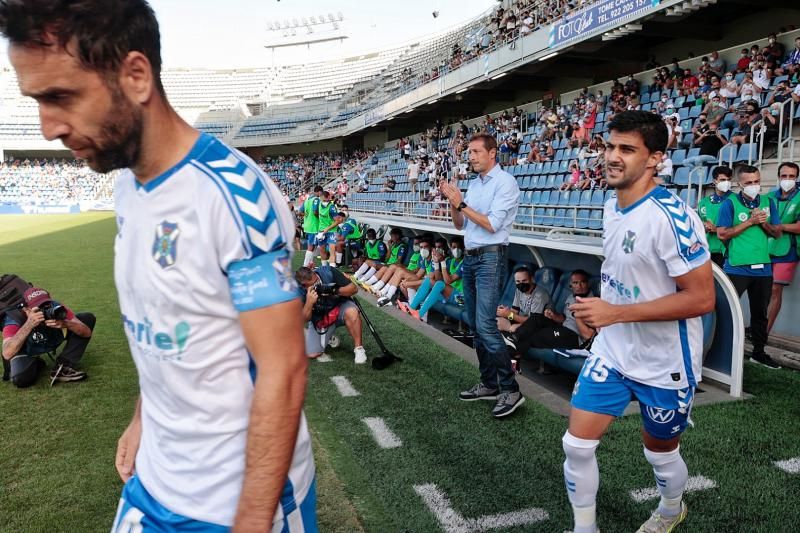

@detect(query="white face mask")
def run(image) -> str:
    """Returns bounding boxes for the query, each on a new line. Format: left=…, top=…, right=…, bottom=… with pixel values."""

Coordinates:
left=743, top=184, right=761, bottom=199
left=368, top=239, right=377, bottom=245
left=716, top=180, right=731, bottom=193
left=780, top=179, right=796, bottom=193
left=452, top=248, right=463, bottom=259
left=413, top=244, right=421, bottom=252
left=420, top=248, right=431, bottom=258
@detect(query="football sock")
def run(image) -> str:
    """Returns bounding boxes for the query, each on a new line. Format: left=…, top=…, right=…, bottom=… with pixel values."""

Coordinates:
left=304, top=251, right=314, bottom=266
left=384, top=285, right=398, bottom=299
left=365, top=276, right=379, bottom=285
left=410, top=278, right=432, bottom=310
left=644, top=446, right=687, bottom=517
left=354, top=263, right=370, bottom=279
left=563, top=431, right=600, bottom=533
left=419, top=281, right=446, bottom=317
left=335, top=252, right=343, bottom=264
left=372, top=280, right=386, bottom=291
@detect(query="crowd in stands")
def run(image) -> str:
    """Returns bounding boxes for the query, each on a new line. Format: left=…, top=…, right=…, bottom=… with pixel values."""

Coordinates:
left=414, top=0, right=601, bottom=86
left=0, top=158, right=115, bottom=205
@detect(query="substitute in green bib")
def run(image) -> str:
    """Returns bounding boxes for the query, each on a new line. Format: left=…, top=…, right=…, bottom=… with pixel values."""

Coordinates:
left=404, top=236, right=466, bottom=321
left=351, top=228, right=389, bottom=283
left=299, top=185, right=322, bottom=266
left=316, top=190, right=340, bottom=267
left=697, top=166, right=733, bottom=267
left=333, top=207, right=362, bottom=267
left=362, top=233, right=425, bottom=294
left=767, top=162, right=800, bottom=334
left=361, top=229, right=408, bottom=291
left=717, top=165, right=783, bottom=369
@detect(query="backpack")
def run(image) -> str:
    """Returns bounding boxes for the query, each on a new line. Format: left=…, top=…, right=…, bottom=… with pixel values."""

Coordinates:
left=0, top=274, right=32, bottom=319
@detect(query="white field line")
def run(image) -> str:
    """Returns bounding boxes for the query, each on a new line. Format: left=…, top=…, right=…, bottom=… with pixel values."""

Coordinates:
left=630, top=474, right=718, bottom=503
left=362, top=417, right=402, bottom=449
left=330, top=375, right=360, bottom=397
left=413, top=483, right=549, bottom=533
left=774, top=457, right=800, bottom=474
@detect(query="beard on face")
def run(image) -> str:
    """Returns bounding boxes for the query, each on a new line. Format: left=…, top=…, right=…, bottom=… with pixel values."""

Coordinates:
left=84, top=83, right=143, bottom=173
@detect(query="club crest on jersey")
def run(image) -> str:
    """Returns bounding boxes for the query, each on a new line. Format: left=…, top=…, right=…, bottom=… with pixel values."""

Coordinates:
left=738, top=212, right=748, bottom=222
left=152, top=221, right=180, bottom=269
left=622, top=230, right=637, bottom=254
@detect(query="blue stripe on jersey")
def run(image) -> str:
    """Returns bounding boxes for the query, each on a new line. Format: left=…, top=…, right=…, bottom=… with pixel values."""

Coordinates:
left=190, top=160, right=251, bottom=255
left=678, top=319, right=697, bottom=387
left=194, top=137, right=284, bottom=258
left=248, top=350, right=257, bottom=383
left=650, top=189, right=705, bottom=268
left=228, top=149, right=291, bottom=253
left=280, top=478, right=297, bottom=533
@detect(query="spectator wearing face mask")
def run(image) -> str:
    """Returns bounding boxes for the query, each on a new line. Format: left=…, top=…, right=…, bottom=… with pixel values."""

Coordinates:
left=402, top=236, right=465, bottom=321
left=702, top=93, right=727, bottom=128
left=653, top=94, right=669, bottom=115
left=767, top=162, right=800, bottom=334
left=738, top=72, right=761, bottom=101
left=717, top=165, right=783, bottom=369
left=686, top=122, right=728, bottom=167
left=496, top=266, right=551, bottom=334
left=720, top=71, right=739, bottom=99
left=501, top=270, right=596, bottom=357
left=751, top=59, right=771, bottom=91
left=763, top=33, right=785, bottom=64
left=708, top=51, right=726, bottom=78
left=697, top=166, right=734, bottom=267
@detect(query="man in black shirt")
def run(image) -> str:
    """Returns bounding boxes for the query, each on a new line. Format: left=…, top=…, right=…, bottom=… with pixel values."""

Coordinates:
left=683, top=123, right=728, bottom=168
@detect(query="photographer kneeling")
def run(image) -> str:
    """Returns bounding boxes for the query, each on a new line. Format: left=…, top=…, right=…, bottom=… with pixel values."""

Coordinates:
left=295, top=266, right=367, bottom=364
left=2, top=287, right=94, bottom=387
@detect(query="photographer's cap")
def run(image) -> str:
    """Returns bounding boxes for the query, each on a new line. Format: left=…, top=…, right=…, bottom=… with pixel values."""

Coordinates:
left=24, top=287, right=52, bottom=308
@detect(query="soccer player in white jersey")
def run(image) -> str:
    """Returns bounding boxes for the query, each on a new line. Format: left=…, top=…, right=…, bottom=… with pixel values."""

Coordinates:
left=565, top=111, right=715, bottom=533
left=1, top=1, right=316, bottom=531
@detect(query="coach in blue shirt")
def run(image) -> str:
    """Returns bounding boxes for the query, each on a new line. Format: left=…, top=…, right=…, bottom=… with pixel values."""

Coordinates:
left=441, top=133, right=523, bottom=418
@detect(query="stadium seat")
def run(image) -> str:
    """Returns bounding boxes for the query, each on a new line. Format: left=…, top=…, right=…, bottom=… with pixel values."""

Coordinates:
left=671, top=149, right=687, bottom=166
left=679, top=188, right=698, bottom=208
left=735, top=143, right=757, bottom=163
left=673, top=167, right=690, bottom=186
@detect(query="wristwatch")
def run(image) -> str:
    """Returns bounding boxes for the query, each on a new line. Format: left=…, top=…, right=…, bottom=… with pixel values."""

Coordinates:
left=457, top=201, right=467, bottom=211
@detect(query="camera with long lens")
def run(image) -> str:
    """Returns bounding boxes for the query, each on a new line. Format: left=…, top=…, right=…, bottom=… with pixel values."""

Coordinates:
left=39, top=301, right=67, bottom=321
left=313, top=283, right=339, bottom=299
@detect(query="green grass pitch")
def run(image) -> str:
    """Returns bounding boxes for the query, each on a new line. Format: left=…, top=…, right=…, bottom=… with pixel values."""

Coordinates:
left=1, top=213, right=799, bottom=532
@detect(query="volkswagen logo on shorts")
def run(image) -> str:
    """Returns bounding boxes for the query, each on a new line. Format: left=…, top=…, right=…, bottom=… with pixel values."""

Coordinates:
left=646, top=406, right=676, bottom=424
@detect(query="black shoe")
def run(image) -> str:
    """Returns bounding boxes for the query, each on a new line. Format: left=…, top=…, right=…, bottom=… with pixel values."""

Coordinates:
left=501, top=331, right=518, bottom=350
left=749, top=352, right=781, bottom=370
left=50, top=363, right=88, bottom=385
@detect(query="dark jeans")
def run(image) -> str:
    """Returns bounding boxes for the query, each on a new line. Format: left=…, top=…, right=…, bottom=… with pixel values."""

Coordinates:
left=462, top=248, right=518, bottom=392
left=514, top=313, right=580, bottom=355
left=729, top=276, right=771, bottom=354
left=9, top=312, right=95, bottom=388
left=710, top=253, right=725, bottom=269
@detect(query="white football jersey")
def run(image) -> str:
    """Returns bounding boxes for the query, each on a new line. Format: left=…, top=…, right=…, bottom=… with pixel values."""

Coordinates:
left=590, top=187, right=710, bottom=389
left=113, top=133, right=314, bottom=526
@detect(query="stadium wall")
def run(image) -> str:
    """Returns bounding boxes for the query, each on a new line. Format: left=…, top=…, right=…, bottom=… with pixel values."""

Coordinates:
left=245, top=138, right=345, bottom=157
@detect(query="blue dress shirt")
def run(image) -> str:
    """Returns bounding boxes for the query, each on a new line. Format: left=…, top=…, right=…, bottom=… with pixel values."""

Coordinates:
left=462, top=163, right=519, bottom=249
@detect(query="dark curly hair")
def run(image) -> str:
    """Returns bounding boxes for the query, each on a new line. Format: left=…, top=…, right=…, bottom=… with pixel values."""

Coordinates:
left=0, top=0, right=164, bottom=95
left=607, top=110, right=668, bottom=154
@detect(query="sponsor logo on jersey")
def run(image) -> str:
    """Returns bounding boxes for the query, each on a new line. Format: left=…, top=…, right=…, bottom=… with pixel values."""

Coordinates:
left=646, top=406, right=676, bottom=424
left=152, top=221, right=180, bottom=268
left=121, top=314, right=191, bottom=362
left=622, top=230, right=637, bottom=254
left=601, top=273, right=641, bottom=302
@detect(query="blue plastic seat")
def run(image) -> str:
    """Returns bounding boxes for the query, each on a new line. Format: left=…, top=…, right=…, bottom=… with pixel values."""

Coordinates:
left=671, top=149, right=687, bottom=166
left=673, top=167, right=690, bottom=186
left=679, top=188, right=698, bottom=208
left=576, top=208, right=590, bottom=229
left=590, top=189, right=605, bottom=206
left=589, top=209, right=603, bottom=230
left=718, top=144, right=736, bottom=163
left=687, top=147, right=701, bottom=158
left=689, top=106, right=702, bottom=118
left=735, top=143, right=757, bottom=163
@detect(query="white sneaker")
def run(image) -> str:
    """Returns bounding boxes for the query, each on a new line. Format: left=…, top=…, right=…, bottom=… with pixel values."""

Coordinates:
left=328, top=335, right=340, bottom=349
left=354, top=346, right=367, bottom=364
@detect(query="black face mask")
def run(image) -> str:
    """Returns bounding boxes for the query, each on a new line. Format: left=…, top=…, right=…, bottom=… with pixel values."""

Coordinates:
left=516, top=283, right=532, bottom=292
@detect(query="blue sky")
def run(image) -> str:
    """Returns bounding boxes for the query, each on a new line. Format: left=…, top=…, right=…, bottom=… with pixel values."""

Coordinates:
left=1, top=0, right=495, bottom=68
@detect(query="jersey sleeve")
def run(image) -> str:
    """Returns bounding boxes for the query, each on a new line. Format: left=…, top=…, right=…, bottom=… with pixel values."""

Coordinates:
left=655, top=199, right=710, bottom=278
left=769, top=198, right=781, bottom=225
left=205, top=154, right=300, bottom=312
left=379, top=242, right=388, bottom=259
left=716, top=199, right=734, bottom=228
